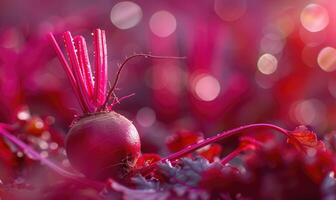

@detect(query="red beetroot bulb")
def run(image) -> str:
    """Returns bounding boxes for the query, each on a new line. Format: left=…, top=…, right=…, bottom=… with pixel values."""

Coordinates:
left=49, top=29, right=142, bottom=180
left=66, top=112, right=140, bottom=180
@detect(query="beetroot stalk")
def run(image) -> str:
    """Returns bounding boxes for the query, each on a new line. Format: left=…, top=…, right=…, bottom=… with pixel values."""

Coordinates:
left=63, top=31, right=94, bottom=113
left=138, top=123, right=304, bottom=174
left=162, top=123, right=292, bottom=161
left=48, top=33, right=86, bottom=111
left=74, top=36, right=95, bottom=97
left=93, top=29, right=107, bottom=106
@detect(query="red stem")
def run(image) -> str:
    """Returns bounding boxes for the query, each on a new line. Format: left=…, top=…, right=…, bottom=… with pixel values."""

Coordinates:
left=138, top=123, right=303, bottom=175
left=93, top=29, right=107, bottom=106
left=161, top=123, right=290, bottom=161
left=74, top=36, right=95, bottom=98
left=64, top=32, right=94, bottom=113
left=48, top=33, right=86, bottom=112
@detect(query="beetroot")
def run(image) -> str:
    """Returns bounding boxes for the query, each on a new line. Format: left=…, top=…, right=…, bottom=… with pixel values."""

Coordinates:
left=48, top=29, right=142, bottom=180
left=66, top=112, right=140, bottom=180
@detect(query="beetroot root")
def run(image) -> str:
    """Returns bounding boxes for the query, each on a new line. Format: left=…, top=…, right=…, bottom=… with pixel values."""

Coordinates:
left=65, top=112, right=141, bottom=180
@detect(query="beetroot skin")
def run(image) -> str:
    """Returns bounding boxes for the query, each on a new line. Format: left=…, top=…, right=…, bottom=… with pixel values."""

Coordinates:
left=65, top=112, right=141, bottom=180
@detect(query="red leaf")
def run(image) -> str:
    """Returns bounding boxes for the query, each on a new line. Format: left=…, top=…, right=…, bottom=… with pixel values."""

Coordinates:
left=287, top=126, right=325, bottom=152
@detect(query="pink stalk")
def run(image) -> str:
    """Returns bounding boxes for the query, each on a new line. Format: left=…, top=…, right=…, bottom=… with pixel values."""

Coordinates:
left=74, top=36, right=94, bottom=97
left=63, top=32, right=94, bottom=112
left=93, top=29, right=107, bottom=106
left=161, top=123, right=292, bottom=162
left=48, top=33, right=86, bottom=112
left=138, top=123, right=304, bottom=174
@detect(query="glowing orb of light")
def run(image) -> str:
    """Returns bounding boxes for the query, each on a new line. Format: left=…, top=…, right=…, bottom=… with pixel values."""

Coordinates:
left=110, top=1, right=142, bottom=29
left=300, top=4, right=329, bottom=32
left=136, top=107, right=156, bottom=127
left=257, top=53, right=278, bottom=75
left=291, top=99, right=325, bottom=126
left=317, top=47, right=336, bottom=72
left=193, top=74, right=221, bottom=102
left=149, top=11, right=177, bottom=37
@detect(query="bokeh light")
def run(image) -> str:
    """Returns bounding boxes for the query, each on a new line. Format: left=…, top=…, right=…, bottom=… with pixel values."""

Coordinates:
left=149, top=10, right=177, bottom=37
left=193, top=74, right=221, bottom=102
left=17, top=110, right=30, bottom=120
left=291, top=99, right=325, bottom=126
left=110, top=1, right=142, bottom=29
left=136, top=107, right=156, bottom=127
left=300, top=4, right=329, bottom=32
left=317, top=47, right=336, bottom=72
left=257, top=53, right=278, bottom=75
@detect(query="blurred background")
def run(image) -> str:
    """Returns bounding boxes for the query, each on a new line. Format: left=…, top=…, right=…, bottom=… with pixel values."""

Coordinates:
left=0, top=0, right=336, bottom=154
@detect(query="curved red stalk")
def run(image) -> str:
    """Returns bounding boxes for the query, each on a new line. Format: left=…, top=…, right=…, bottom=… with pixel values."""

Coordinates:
left=161, top=123, right=293, bottom=161
left=73, top=36, right=94, bottom=98
left=93, top=29, right=107, bottom=106
left=48, top=33, right=86, bottom=112
left=138, top=123, right=304, bottom=175
left=63, top=32, right=95, bottom=113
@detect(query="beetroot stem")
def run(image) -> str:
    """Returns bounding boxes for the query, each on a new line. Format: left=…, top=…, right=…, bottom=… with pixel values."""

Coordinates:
left=74, top=36, right=95, bottom=98
left=137, top=123, right=304, bottom=175
left=102, top=54, right=186, bottom=109
left=162, top=123, right=291, bottom=161
left=64, top=32, right=94, bottom=113
left=48, top=33, right=86, bottom=112
left=93, top=29, right=107, bottom=106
